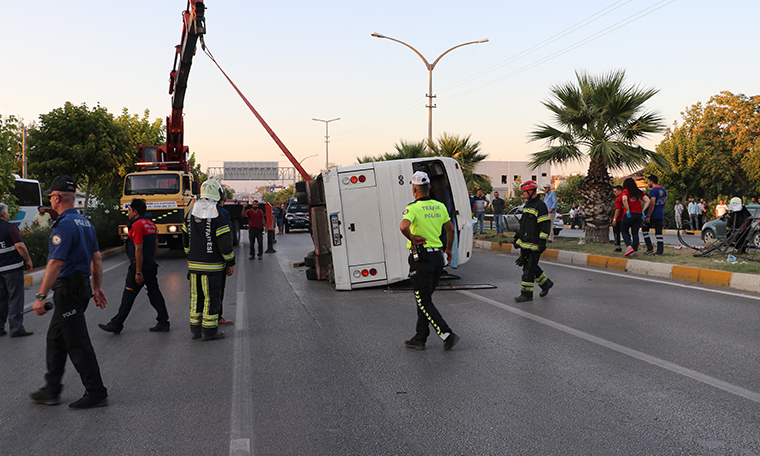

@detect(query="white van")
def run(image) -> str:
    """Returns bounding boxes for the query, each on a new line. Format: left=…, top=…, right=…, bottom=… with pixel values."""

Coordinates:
left=300, top=157, right=473, bottom=290
left=9, top=175, right=43, bottom=228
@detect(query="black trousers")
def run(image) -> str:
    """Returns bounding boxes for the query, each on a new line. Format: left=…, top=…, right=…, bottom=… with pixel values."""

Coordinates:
left=520, top=250, right=549, bottom=293
left=45, top=275, right=107, bottom=397
left=642, top=218, right=664, bottom=254
left=408, top=252, right=451, bottom=342
left=249, top=229, right=264, bottom=256
left=111, top=262, right=169, bottom=328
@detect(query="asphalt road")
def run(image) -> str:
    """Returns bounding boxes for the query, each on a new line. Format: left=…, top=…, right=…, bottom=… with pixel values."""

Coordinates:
left=2, top=232, right=759, bottom=455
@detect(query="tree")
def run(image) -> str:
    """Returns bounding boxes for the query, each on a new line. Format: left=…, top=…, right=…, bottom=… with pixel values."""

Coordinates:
left=429, top=133, right=491, bottom=193
left=355, top=134, right=490, bottom=193
left=555, top=174, right=585, bottom=208
left=529, top=70, right=666, bottom=243
left=0, top=114, right=23, bottom=213
left=187, top=151, right=207, bottom=183
left=27, top=102, right=130, bottom=211
left=357, top=139, right=429, bottom=163
left=648, top=92, right=760, bottom=200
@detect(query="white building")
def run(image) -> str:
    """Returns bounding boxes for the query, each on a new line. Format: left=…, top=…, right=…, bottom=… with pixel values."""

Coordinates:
left=473, top=161, right=552, bottom=199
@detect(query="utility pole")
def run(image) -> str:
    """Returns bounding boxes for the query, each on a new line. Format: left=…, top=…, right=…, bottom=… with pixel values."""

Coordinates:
left=371, top=33, right=488, bottom=147
left=312, top=118, right=340, bottom=170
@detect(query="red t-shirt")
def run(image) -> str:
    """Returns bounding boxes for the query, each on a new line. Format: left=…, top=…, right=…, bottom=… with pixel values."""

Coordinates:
left=622, top=189, right=642, bottom=214
left=245, top=208, right=265, bottom=230
left=128, top=217, right=158, bottom=262
left=614, top=194, right=624, bottom=221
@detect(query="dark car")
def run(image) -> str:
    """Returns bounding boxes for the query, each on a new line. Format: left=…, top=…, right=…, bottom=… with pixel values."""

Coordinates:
left=285, top=202, right=310, bottom=233
left=701, top=204, right=760, bottom=248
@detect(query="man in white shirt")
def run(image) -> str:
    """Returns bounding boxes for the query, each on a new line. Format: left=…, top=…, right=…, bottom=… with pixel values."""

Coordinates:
left=674, top=200, right=684, bottom=231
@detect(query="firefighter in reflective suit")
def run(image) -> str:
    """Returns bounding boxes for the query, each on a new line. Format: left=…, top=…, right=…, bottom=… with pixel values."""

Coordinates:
left=182, top=178, right=235, bottom=341
left=400, top=171, right=459, bottom=351
left=513, top=180, right=554, bottom=302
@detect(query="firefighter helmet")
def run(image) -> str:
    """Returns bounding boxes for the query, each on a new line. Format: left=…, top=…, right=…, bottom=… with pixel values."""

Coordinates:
left=520, top=180, right=538, bottom=192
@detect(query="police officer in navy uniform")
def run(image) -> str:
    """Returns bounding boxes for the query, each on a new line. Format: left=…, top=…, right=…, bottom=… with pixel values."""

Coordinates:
left=30, top=176, right=109, bottom=409
left=400, top=171, right=459, bottom=351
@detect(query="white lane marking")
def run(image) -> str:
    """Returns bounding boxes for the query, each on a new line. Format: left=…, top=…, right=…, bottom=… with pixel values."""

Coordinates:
left=23, top=259, right=129, bottom=310
left=458, top=289, right=760, bottom=404
left=230, top=241, right=254, bottom=456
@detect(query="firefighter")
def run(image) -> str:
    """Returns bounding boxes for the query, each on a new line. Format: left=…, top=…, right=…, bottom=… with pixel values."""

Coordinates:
left=400, top=171, right=459, bottom=351
left=182, top=178, right=235, bottom=341
left=513, top=180, right=554, bottom=302
left=726, top=197, right=752, bottom=254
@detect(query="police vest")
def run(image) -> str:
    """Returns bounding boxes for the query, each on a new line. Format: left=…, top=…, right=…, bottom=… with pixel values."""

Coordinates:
left=0, top=220, right=24, bottom=273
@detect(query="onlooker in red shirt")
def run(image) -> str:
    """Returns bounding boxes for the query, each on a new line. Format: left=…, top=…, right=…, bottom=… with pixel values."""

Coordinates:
left=620, top=178, right=649, bottom=257
left=244, top=200, right=266, bottom=259
left=611, top=185, right=625, bottom=253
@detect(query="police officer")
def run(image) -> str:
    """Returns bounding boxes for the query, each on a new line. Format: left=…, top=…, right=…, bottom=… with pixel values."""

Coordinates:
left=183, top=178, right=235, bottom=341
left=30, top=176, right=109, bottom=409
left=98, top=198, right=170, bottom=334
left=400, top=171, right=459, bottom=351
left=513, top=180, right=554, bottom=302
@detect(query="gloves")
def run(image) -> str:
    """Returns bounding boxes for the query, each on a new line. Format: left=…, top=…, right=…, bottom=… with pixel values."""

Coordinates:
left=515, top=255, right=526, bottom=267
left=538, top=242, right=547, bottom=253
left=626, top=210, right=632, bottom=218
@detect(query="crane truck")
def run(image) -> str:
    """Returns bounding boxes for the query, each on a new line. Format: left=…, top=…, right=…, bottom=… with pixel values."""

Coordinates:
left=119, top=0, right=206, bottom=249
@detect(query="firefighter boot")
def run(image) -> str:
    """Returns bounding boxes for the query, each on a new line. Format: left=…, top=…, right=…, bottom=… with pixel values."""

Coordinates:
left=514, top=291, right=533, bottom=303
left=539, top=279, right=554, bottom=297
left=190, top=325, right=202, bottom=340
left=202, top=328, right=225, bottom=342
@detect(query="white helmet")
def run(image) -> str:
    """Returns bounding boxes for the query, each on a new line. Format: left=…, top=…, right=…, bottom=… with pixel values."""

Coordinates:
left=727, top=197, right=743, bottom=212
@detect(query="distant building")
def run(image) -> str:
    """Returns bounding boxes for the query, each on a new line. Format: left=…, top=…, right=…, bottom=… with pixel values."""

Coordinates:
left=473, top=161, right=552, bottom=199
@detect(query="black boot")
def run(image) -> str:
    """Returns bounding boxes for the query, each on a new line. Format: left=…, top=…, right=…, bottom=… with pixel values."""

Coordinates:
left=539, top=279, right=554, bottom=297
left=514, top=291, right=533, bottom=302
left=190, top=325, right=202, bottom=340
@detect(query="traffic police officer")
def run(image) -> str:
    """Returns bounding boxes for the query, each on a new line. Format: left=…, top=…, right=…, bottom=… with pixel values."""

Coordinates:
left=513, top=180, right=554, bottom=302
left=400, top=171, right=459, bottom=351
left=30, top=176, right=109, bottom=409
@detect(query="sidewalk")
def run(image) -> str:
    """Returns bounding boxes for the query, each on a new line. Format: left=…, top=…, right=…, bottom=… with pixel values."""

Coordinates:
left=23, top=245, right=126, bottom=290
left=474, top=240, right=760, bottom=294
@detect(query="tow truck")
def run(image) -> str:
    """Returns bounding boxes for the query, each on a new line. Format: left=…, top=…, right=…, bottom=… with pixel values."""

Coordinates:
left=119, top=0, right=206, bottom=248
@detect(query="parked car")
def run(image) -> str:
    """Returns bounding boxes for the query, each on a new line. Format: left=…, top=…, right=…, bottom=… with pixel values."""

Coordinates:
left=701, top=204, right=760, bottom=247
left=503, top=205, right=563, bottom=236
left=285, top=202, right=310, bottom=233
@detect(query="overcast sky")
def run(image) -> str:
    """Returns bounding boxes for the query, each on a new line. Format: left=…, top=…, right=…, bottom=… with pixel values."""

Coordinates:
left=3, top=0, right=758, bottom=190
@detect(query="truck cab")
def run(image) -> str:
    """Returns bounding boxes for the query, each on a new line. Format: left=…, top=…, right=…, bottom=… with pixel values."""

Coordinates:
left=119, top=170, right=196, bottom=249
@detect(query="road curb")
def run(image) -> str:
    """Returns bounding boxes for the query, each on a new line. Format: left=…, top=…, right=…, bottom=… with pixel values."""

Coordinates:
left=23, top=245, right=126, bottom=290
left=474, top=240, right=758, bottom=294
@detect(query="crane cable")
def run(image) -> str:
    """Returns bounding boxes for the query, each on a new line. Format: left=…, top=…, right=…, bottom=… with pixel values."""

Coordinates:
left=200, top=38, right=311, bottom=182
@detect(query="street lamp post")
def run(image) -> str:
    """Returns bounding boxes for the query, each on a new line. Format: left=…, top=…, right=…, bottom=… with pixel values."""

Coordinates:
left=312, top=118, right=340, bottom=170
left=371, top=33, right=488, bottom=147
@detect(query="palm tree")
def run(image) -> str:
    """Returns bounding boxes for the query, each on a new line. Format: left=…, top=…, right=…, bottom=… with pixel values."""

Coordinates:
left=356, top=140, right=429, bottom=163
left=430, top=132, right=491, bottom=193
left=529, top=70, right=666, bottom=243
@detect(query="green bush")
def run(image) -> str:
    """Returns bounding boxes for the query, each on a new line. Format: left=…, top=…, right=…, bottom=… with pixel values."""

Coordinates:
left=86, top=198, right=123, bottom=250
left=20, top=225, right=51, bottom=267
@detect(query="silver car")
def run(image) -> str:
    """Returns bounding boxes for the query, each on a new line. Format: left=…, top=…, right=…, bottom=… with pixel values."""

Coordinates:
left=503, top=205, right=563, bottom=236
